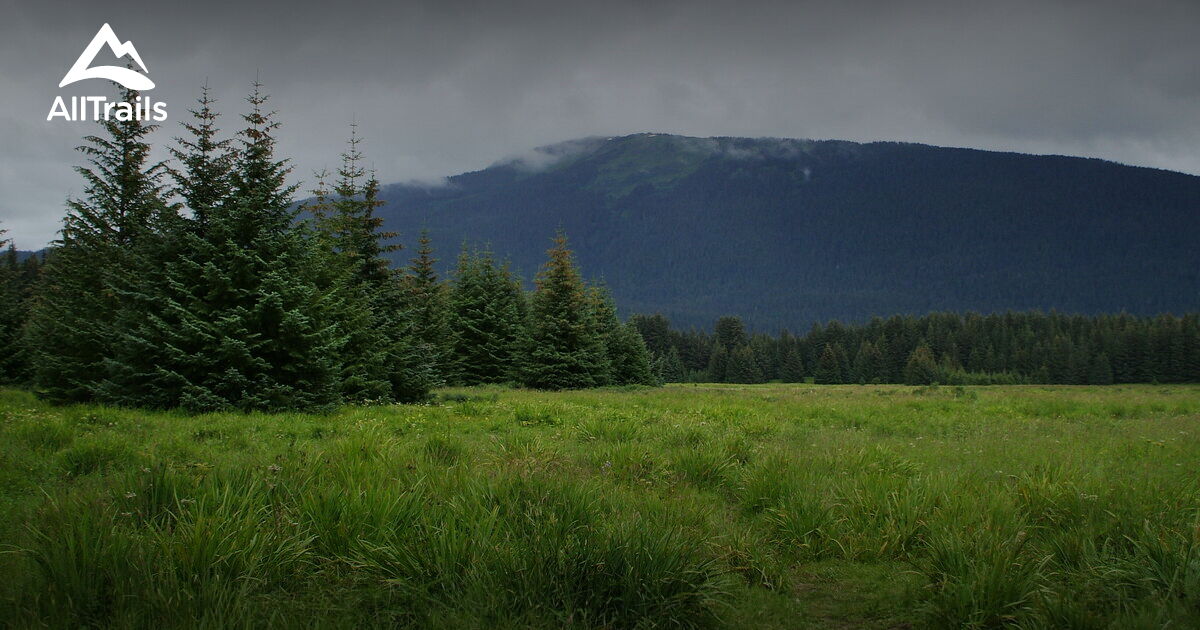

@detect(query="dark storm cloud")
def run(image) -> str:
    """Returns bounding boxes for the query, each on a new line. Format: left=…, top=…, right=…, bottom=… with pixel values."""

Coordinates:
left=2, top=0, right=1198, bottom=247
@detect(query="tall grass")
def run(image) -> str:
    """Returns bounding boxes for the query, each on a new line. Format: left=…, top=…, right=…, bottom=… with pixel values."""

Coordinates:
left=0, top=384, right=1198, bottom=628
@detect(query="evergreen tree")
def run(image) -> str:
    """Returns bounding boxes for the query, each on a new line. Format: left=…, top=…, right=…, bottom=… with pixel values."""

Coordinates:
left=447, top=247, right=527, bottom=384
left=580, top=283, right=657, bottom=384
left=1066, top=342, right=1090, bottom=385
left=400, top=231, right=451, bottom=382
left=814, top=343, right=843, bottom=384
left=629, top=313, right=673, bottom=357
left=94, top=86, right=225, bottom=407
left=1165, top=327, right=1187, bottom=383
left=852, top=340, right=884, bottom=384
left=323, top=126, right=398, bottom=286
left=210, top=84, right=364, bottom=409
left=169, top=83, right=234, bottom=229
left=903, top=344, right=938, bottom=385
left=367, top=274, right=433, bottom=403
left=780, top=346, right=805, bottom=382
left=967, top=344, right=987, bottom=373
left=586, top=285, right=656, bottom=386
left=16, top=252, right=41, bottom=302
left=725, top=345, right=764, bottom=383
left=834, top=342, right=851, bottom=383
left=585, top=285, right=618, bottom=386
left=517, top=233, right=606, bottom=389
left=714, top=316, right=748, bottom=349
left=748, top=334, right=777, bottom=380
left=26, top=85, right=174, bottom=403
left=1187, top=321, right=1200, bottom=382
left=1087, top=352, right=1114, bottom=385
left=103, top=83, right=382, bottom=411
left=706, top=344, right=729, bottom=382
left=0, top=232, right=25, bottom=383
left=660, top=346, right=686, bottom=383
left=609, top=322, right=658, bottom=385
left=309, top=125, right=429, bottom=403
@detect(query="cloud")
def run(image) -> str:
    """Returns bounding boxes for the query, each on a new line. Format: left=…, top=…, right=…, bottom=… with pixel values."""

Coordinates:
left=2, top=0, right=1199, bottom=247
left=491, top=136, right=610, bottom=172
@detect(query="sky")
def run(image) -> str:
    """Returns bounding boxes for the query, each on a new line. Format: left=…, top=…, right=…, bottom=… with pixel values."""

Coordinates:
left=2, top=0, right=1198, bottom=248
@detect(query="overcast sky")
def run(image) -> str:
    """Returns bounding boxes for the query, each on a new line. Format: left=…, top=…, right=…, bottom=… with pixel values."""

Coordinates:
left=2, top=0, right=1198, bottom=248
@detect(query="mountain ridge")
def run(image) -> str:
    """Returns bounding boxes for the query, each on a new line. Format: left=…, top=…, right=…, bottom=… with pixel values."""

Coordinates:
left=375, top=133, right=1200, bottom=331
left=405, top=133, right=1194, bottom=194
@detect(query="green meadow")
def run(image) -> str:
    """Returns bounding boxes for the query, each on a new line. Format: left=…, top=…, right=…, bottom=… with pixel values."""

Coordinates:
left=0, top=384, right=1197, bottom=628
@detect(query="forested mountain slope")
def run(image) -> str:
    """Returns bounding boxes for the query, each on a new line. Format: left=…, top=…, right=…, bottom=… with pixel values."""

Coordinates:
left=364, top=134, right=1195, bottom=329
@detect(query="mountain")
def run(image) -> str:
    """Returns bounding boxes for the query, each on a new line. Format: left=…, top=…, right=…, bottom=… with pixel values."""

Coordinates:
left=378, top=133, right=1200, bottom=331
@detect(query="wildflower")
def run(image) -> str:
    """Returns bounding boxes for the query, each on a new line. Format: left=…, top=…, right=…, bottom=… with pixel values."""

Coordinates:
left=124, top=492, right=136, bottom=499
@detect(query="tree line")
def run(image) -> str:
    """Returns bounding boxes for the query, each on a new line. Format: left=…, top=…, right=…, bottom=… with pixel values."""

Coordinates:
left=4, top=85, right=1197, bottom=401
left=632, top=311, right=1200, bottom=385
left=0, top=84, right=655, bottom=411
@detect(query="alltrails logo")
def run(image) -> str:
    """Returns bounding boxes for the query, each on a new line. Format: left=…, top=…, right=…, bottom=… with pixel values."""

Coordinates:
left=47, top=23, right=167, bottom=122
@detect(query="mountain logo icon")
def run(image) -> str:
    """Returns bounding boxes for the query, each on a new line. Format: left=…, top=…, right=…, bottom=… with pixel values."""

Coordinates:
left=59, top=23, right=155, bottom=90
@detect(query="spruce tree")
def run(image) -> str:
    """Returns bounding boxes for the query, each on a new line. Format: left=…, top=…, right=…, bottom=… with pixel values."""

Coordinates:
left=814, top=343, right=843, bottom=384
left=348, top=149, right=430, bottom=402
left=169, top=83, right=234, bottom=229
left=852, top=341, right=874, bottom=384
left=0, top=232, right=25, bottom=384
left=585, top=285, right=620, bottom=386
left=834, top=342, right=852, bottom=384
left=95, top=198, right=190, bottom=407
left=517, top=232, right=606, bottom=389
left=714, top=316, right=748, bottom=349
left=903, top=344, right=938, bottom=385
left=110, top=83, right=365, bottom=411
left=629, top=313, right=673, bottom=357
left=780, top=346, right=805, bottom=382
left=587, top=285, right=656, bottom=386
left=96, top=86, right=227, bottom=406
left=749, top=335, right=777, bottom=380
left=215, top=83, right=358, bottom=409
left=1186, top=321, right=1200, bottom=383
left=368, top=274, right=435, bottom=403
left=105, top=83, right=240, bottom=408
left=401, top=231, right=451, bottom=382
left=26, top=85, right=174, bottom=403
left=323, top=126, right=398, bottom=285
left=1066, top=342, right=1091, bottom=385
left=610, top=323, right=657, bottom=385
left=725, top=345, right=764, bottom=384
left=706, top=345, right=729, bottom=382
left=447, top=247, right=527, bottom=384
left=309, top=126, right=429, bottom=403
left=660, top=346, right=686, bottom=383
left=1087, top=352, right=1114, bottom=385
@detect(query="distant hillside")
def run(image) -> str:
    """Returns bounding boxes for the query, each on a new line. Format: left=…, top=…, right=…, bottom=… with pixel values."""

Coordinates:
left=378, top=134, right=1199, bottom=330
